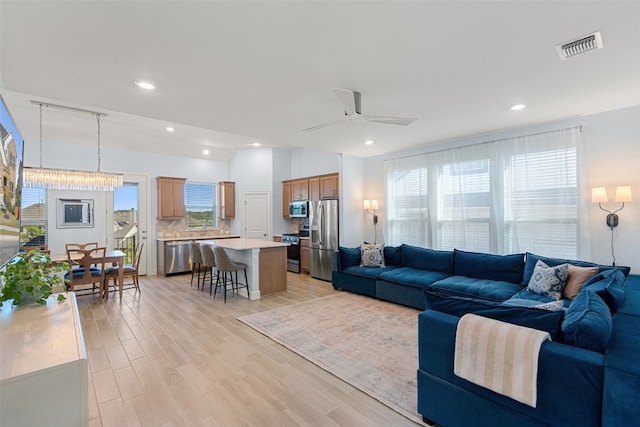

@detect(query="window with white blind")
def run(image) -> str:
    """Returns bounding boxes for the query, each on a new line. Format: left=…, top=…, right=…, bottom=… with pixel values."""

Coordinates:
left=184, top=182, right=217, bottom=229
left=438, top=159, right=492, bottom=252
left=386, top=166, right=429, bottom=247
left=384, top=127, right=585, bottom=258
left=505, top=148, right=578, bottom=258
left=20, top=187, right=48, bottom=249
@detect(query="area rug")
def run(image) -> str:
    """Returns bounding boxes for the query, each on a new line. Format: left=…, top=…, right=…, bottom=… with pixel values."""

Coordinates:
left=237, top=292, right=424, bottom=424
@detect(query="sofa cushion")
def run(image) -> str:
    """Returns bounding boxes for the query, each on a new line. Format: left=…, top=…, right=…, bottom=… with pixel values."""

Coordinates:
left=338, top=246, right=361, bottom=269
left=378, top=267, right=449, bottom=288
left=453, top=249, right=525, bottom=284
left=583, top=268, right=626, bottom=314
left=526, top=260, right=569, bottom=300
left=424, top=290, right=565, bottom=340
left=401, top=244, right=454, bottom=274
left=522, top=252, right=630, bottom=285
left=561, top=288, right=612, bottom=352
left=360, top=243, right=385, bottom=267
left=428, top=275, right=522, bottom=302
left=341, top=265, right=397, bottom=280
left=564, top=264, right=598, bottom=300
left=383, top=245, right=403, bottom=267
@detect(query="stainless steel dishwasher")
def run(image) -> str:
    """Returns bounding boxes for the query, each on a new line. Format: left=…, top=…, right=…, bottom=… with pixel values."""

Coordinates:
left=163, top=241, right=192, bottom=275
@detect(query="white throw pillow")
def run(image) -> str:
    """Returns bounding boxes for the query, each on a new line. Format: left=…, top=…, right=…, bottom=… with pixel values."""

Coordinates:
left=360, top=243, right=385, bottom=268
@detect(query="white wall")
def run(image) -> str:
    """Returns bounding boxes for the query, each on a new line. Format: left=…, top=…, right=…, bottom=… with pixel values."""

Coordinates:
left=272, top=148, right=292, bottom=235
left=339, top=155, right=366, bottom=247
left=228, top=148, right=274, bottom=236
left=290, top=148, right=340, bottom=179
left=364, top=105, right=640, bottom=273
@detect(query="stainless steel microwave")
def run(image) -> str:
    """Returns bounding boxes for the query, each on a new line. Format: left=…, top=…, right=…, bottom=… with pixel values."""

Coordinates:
left=289, top=201, right=308, bottom=218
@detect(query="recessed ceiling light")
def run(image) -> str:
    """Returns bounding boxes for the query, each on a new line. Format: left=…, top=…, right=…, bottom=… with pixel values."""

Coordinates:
left=365, top=140, right=374, bottom=145
left=166, top=126, right=174, bottom=132
left=510, top=103, right=526, bottom=111
left=202, top=149, right=210, bottom=155
left=135, top=81, right=156, bottom=90
left=249, top=142, right=262, bottom=147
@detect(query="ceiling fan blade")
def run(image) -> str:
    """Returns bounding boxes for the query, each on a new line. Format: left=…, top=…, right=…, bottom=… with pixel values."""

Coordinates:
left=362, top=115, right=417, bottom=126
left=302, top=118, right=346, bottom=132
left=332, top=88, right=361, bottom=116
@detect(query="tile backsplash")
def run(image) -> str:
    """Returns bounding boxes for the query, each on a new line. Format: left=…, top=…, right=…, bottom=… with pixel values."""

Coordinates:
left=157, top=218, right=231, bottom=238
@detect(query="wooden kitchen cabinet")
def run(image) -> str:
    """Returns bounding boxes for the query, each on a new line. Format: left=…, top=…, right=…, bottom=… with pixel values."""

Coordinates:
left=282, top=181, right=291, bottom=217
left=157, top=177, right=186, bottom=219
left=219, top=181, right=235, bottom=219
left=290, top=179, right=309, bottom=201
left=300, top=238, right=310, bottom=274
left=320, top=174, right=339, bottom=199
left=309, top=177, right=320, bottom=200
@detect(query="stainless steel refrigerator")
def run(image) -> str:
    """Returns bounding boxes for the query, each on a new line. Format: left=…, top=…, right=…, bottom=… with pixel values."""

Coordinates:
left=309, top=199, right=339, bottom=281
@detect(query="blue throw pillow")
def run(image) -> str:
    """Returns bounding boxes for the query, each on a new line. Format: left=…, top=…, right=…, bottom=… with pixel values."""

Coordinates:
left=453, top=249, right=525, bottom=284
left=384, top=245, right=402, bottom=267
left=522, top=252, right=630, bottom=285
left=583, top=268, right=626, bottom=314
left=338, top=246, right=361, bottom=269
left=424, top=289, right=565, bottom=340
left=401, top=244, right=453, bottom=274
left=562, top=288, right=612, bottom=352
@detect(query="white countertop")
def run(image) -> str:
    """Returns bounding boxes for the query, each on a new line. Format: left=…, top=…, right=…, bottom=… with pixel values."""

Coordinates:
left=157, top=235, right=240, bottom=242
left=200, top=238, right=289, bottom=250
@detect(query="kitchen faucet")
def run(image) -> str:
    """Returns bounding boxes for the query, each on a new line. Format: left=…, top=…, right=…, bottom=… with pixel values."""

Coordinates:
left=201, top=220, right=207, bottom=235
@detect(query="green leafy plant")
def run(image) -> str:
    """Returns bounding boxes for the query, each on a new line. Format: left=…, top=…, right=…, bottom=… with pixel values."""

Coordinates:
left=0, top=249, right=69, bottom=306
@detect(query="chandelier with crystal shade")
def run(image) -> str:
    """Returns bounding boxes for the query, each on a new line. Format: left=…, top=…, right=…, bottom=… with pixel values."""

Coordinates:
left=22, top=102, right=123, bottom=191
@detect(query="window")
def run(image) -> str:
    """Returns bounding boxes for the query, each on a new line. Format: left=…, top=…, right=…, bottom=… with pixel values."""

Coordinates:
left=184, top=182, right=217, bottom=229
left=386, top=164, right=429, bottom=247
left=20, top=187, right=47, bottom=249
left=438, top=159, right=491, bottom=252
left=384, top=127, right=585, bottom=258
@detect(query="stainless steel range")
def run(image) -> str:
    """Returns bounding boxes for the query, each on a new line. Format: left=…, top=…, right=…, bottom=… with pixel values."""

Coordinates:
left=281, top=227, right=309, bottom=273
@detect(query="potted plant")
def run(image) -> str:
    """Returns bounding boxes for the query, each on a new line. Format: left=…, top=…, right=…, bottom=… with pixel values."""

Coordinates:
left=0, top=248, right=69, bottom=307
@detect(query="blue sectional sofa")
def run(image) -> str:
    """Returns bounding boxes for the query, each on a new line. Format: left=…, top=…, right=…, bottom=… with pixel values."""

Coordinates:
left=331, top=244, right=639, bottom=427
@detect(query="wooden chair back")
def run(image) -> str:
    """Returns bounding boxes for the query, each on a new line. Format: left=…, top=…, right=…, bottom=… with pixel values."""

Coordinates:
left=65, top=247, right=106, bottom=291
left=65, top=242, right=99, bottom=252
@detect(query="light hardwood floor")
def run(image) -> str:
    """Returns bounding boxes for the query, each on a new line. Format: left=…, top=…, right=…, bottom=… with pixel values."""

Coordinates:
left=78, top=272, right=420, bottom=427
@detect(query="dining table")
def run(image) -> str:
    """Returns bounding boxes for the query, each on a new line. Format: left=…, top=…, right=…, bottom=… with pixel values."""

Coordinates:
left=51, top=249, right=127, bottom=301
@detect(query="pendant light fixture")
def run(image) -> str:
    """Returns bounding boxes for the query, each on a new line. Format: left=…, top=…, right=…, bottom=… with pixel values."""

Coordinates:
left=23, top=102, right=123, bottom=191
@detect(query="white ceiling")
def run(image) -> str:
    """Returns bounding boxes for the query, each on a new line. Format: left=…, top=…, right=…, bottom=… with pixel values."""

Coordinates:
left=1, top=1, right=639, bottom=162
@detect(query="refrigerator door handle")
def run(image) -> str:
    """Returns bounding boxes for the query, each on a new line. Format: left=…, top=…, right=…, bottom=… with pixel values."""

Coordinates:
left=318, top=204, right=324, bottom=246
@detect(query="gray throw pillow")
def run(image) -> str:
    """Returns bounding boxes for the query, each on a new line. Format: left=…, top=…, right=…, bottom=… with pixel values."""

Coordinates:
left=527, top=260, right=569, bottom=300
left=360, top=243, right=385, bottom=268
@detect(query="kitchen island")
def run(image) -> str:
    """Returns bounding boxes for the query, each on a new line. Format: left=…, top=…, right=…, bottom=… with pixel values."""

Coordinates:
left=157, top=235, right=240, bottom=276
left=200, top=238, right=289, bottom=299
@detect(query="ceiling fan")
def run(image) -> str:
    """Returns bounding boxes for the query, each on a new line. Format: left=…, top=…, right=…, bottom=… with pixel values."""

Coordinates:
left=303, top=88, right=417, bottom=132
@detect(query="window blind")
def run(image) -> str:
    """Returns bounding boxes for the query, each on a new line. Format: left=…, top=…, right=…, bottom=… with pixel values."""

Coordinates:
left=20, top=187, right=47, bottom=248
left=184, top=182, right=217, bottom=229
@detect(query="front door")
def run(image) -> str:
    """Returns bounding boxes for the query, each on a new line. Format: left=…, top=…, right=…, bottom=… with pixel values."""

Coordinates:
left=243, top=192, right=270, bottom=240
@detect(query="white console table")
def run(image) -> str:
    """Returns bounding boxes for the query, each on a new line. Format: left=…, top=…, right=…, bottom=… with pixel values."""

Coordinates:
left=0, top=293, right=88, bottom=427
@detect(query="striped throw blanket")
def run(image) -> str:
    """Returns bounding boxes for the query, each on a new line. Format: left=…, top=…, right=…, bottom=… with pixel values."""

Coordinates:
left=454, top=313, right=550, bottom=408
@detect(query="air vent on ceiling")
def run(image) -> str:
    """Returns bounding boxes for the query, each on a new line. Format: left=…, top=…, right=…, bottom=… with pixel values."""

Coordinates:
left=556, top=31, right=603, bottom=60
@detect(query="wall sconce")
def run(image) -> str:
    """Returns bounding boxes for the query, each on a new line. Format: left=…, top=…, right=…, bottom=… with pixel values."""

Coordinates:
left=592, top=185, right=632, bottom=265
left=364, top=199, right=379, bottom=244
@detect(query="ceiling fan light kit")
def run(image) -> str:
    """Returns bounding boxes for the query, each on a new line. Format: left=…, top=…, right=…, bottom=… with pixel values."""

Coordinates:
left=303, top=88, right=417, bottom=132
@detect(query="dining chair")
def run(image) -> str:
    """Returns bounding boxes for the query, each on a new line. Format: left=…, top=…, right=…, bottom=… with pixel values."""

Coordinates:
left=65, top=242, right=99, bottom=251
left=212, top=245, right=249, bottom=303
left=199, top=243, right=218, bottom=295
left=104, top=242, right=144, bottom=294
left=189, top=241, right=204, bottom=289
left=65, top=246, right=107, bottom=300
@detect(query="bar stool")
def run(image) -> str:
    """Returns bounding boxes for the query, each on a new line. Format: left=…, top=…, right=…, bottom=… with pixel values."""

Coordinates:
left=189, top=241, right=204, bottom=290
left=199, top=244, right=218, bottom=295
left=212, top=245, right=249, bottom=303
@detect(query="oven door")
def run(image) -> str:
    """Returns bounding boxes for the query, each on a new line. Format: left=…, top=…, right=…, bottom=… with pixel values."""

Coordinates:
left=286, top=242, right=301, bottom=273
